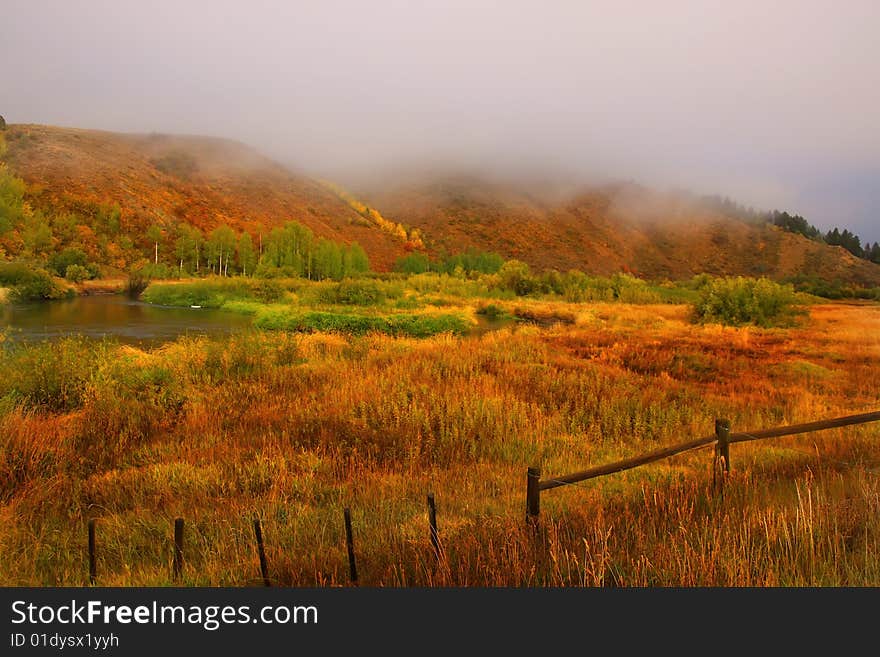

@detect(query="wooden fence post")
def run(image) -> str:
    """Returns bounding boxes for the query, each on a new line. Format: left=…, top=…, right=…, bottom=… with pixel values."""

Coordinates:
left=714, top=418, right=731, bottom=493
left=344, top=508, right=358, bottom=585
left=253, top=518, right=271, bottom=587
left=87, top=519, right=97, bottom=586
left=427, top=493, right=440, bottom=559
left=173, top=517, right=184, bottom=581
left=526, top=466, right=541, bottom=524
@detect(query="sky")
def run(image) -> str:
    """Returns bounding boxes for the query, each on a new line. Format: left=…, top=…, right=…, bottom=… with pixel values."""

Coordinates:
left=3, top=0, right=879, bottom=243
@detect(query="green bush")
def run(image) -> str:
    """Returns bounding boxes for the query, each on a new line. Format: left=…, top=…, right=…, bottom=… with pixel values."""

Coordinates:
left=476, top=302, right=509, bottom=320
left=0, top=262, right=69, bottom=301
left=333, top=279, right=387, bottom=305
left=64, top=264, right=91, bottom=283
left=610, top=273, right=661, bottom=304
left=254, top=263, right=301, bottom=279
left=691, top=276, right=805, bottom=327
left=251, top=279, right=285, bottom=303
left=496, top=260, right=535, bottom=296
left=0, top=262, right=43, bottom=287
left=48, top=247, right=88, bottom=277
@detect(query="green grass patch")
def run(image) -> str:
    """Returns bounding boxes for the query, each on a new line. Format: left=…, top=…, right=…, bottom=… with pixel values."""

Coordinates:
left=253, top=309, right=470, bottom=337
left=142, top=278, right=286, bottom=307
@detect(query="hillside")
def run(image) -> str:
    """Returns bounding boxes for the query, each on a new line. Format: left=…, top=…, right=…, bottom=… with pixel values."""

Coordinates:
left=355, top=174, right=880, bottom=285
left=1, top=124, right=411, bottom=271
left=3, top=124, right=879, bottom=286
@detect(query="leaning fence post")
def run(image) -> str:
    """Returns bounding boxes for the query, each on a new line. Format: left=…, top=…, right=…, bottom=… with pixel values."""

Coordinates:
left=173, top=517, right=184, bottom=581
left=344, top=508, right=358, bottom=585
left=87, top=519, right=97, bottom=585
left=253, top=518, right=271, bottom=587
left=427, top=493, right=440, bottom=559
left=526, top=466, right=541, bottom=524
left=714, top=418, right=731, bottom=493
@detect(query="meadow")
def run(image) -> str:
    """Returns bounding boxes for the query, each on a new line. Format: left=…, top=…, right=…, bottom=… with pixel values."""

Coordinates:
left=1, top=274, right=879, bottom=586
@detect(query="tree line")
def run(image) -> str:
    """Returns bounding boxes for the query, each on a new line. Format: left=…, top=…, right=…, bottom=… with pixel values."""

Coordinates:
left=394, top=249, right=505, bottom=275
left=147, top=220, right=371, bottom=280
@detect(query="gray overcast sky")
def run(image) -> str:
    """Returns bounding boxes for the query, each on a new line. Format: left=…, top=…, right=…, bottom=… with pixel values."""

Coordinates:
left=3, top=0, right=879, bottom=242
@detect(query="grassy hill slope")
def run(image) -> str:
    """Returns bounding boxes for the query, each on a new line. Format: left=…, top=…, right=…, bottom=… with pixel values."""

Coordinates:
left=2, top=124, right=411, bottom=271
left=356, top=175, right=880, bottom=285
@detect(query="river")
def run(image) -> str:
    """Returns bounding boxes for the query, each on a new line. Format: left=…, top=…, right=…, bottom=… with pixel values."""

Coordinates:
left=0, top=294, right=253, bottom=347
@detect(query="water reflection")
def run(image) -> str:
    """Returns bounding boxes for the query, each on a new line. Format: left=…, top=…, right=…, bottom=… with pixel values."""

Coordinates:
left=0, top=295, right=252, bottom=347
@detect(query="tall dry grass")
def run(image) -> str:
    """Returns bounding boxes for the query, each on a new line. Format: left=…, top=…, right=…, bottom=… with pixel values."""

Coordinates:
left=0, top=302, right=878, bottom=585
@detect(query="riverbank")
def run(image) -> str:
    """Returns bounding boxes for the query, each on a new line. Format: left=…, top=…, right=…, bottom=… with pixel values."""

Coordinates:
left=0, top=277, right=128, bottom=305
left=77, top=278, right=127, bottom=295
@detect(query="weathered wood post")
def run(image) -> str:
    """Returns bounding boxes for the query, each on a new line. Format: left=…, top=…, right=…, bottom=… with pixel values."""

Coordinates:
left=88, top=519, right=97, bottom=585
left=344, top=508, right=358, bottom=585
left=714, top=418, right=731, bottom=493
left=253, top=518, right=271, bottom=587
left=427, top=493, right=440, bottom=559
left=526, top=466, right=541, bottom=524
left=173, top=517, right=184, bottom=581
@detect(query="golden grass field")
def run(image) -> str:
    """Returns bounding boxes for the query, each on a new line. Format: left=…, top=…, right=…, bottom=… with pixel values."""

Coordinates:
left=1, top=299, right=879, bottom=586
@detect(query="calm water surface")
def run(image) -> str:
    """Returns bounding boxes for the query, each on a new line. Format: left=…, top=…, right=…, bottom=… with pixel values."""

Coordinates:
left=1, top=295, right=253, bottom=347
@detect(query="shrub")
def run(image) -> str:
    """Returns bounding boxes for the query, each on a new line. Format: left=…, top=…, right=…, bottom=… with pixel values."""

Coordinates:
left=0, top=337, right=101, bottom=413
left=513, top=306, right=576, bottom=326
left=611, top=273, right=661, bottom=304
left=476, top=302, right=509, bottom=320
left=254, top=263, right=302, bottom=279
left=0, top=262, right=69, bottom=301
left=251, top=279, right=285, bottom=303
left=691, top=276, right=805, bottom=327
left=0, top=262, right=43, bottom=287
left=496, top=260, right=535, bottom=296
left=64, top=264, right=91, bottom=283
left=48, top=247, right=88, bottom=277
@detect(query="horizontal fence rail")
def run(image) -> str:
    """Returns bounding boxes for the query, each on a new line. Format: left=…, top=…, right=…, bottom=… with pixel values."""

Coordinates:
left=528, top=410, right=880, bottom=521
left=728, top=411, right=880, bottom=444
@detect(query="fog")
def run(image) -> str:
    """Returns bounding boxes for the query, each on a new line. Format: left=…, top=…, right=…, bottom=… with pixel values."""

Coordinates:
left=3, top=0, right=878, bottom=241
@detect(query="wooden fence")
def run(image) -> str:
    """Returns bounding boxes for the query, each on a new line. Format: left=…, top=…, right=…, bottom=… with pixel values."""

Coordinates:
left=82, top=410, right=880, bottom=584
left=526, top=410, right=880, bottom=521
